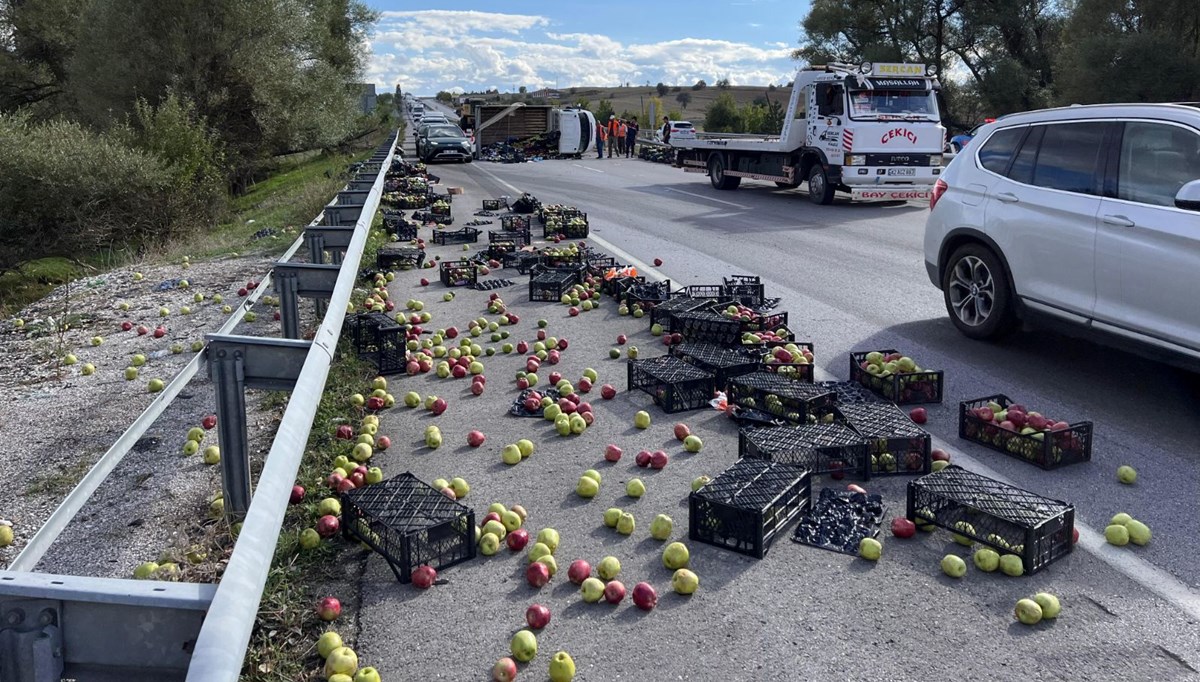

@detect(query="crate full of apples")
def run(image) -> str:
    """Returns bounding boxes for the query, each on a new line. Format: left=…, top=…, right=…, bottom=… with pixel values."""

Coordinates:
left=959, top=394, right=1093, bottom=470
left=850, top=349, right=944, bottom=405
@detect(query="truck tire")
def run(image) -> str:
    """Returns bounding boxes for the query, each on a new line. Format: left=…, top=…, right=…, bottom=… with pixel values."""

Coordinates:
left=708, top=154, right=741, bottom=190
left=807, top=166, right=835, bottom=205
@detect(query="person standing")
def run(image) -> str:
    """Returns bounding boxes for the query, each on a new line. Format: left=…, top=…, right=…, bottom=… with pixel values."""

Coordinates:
left=625, top=117, right=639, bottom=157
left=661, top=116, right=671, bottom=145
left=607, top=115, right=621, bottom=158
left=617, top=119, right=627, bottom=156
left=595, top=119, right=606, bottom=159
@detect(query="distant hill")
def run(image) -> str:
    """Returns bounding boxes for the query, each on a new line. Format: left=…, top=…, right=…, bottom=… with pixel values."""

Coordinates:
left=456, top=84, right=794, bottom=131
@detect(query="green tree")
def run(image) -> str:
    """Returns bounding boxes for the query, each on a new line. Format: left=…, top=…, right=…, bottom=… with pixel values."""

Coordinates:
left=703, top=92, right=742, bottom=132
left=656, top=82, right=669, bottom=96
left=0, top=0, right=89, bottom=117
left=675, top=92, right=692, bottom=110
left=596, top=99, right=615, bottom=122
left=519, top=85, right=527, bottom=94
left=716, top=78, right=731, bottom=89
left=692, top=80, right=707, bottom=90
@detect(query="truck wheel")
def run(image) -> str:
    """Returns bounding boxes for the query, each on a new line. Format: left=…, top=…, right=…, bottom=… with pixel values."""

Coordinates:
left=708, top=155, right=741, bottom=190
left=807, top=166, right=835, bottom=205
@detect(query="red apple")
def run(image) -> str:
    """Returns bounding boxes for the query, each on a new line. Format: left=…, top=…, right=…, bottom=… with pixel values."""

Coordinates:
left=471, top=382, right=484, bottom=396
left=578, top=378, right=592, bottom=393
left=829, top=461, right=846, bottom=480
left=367, top=396, right=385, bottom=411
left=406, top=361, right=420, bottom=375
left=537, top=329, right=547, bottom=341
left=891, top=517, right=917, bottom=538
left=136, top=325, right=149, bottom=336
left=931, top=449, right=950, bottom=462
left=580, top=412, right=594, bottom=426
left=977, top=408, right=994, bottom=422
left=670, top=333, right=682, bottom=345
left=349, top=472, right=365, bottom=488
left=576, top=402, right=593, bottom=415
left=567, top=559, right=591, bottom=585
left=316, top=596, right=341, bottom=621
left=600, top=384, right=616, bottom=400
left=202, top=415, right=218, bottom=430
left=546, top=350, right=560, bottom=364
left=419, top=360, right=432, bottom=373
left=632, top=582, right=658, bottom=610
left=327, top=472, right=344, bottom=488
left=616, top=334, right=627, bottom=345
left=1072, top=527, right=1080, bottom=544
left=662, top=335, right=673, bottom=347
left=482, top=512, right=502, bottom=526
left=650, top=451, right=669, bottom=469
left=516, top=340, right=528, bottom=353
left=525, top=603, right=551, bottom=629
left=492, top=657, right=517, bottom=682
left=506, top=528, right=530, bottom=552
left=517, top=377, right=530, bottom=390
left=336, top=478, right=356, bottom=493
left=604, top=444, right=623, bottom=462
left=847, top=484, right=867, bottom=495
left=635, top=450, right=652, bottom=467
left=526, top=359, right=540, bottom=374
left=604, top=580, right=626, bottom=604
left=909, top=407, right=927, bottom=424
left=467, top=431, right=486, bottom=447
left=420, top=278, right=429, bottom=286
left=568, top=307, right=579, bottom=317
left=653, top=257, right=663, bottom=266
left=548, top=371, right=562, bottom=385
left=526, top=561, right=551, bottom=588
left=557, top=338, right=568, bottom=350
left=673, top=423, right=691, bottom=441
left=440, top=487, right=456, bottom=500
left=316, top=515, right=340, bottom=538
left=335, top=424, right=354, bottom=440
left=412, top=564, right=437, bottom=589
left=153, top=326, right=167, bottom=338
left=290, top=485, right=305, bottom=504
left=121, top=321, right=133, bottom=331
left=559, top=398, right=577, bottom=414
left=431, top=398, right=448, bottom=415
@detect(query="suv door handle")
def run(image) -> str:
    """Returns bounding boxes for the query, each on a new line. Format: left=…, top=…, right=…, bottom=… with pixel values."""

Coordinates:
left=1102, top=214, right=1135, bottom=227
left=995, top=192, right=1019, bottom=203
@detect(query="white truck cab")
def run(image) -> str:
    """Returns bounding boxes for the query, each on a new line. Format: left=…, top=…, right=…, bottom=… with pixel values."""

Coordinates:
left=674, top=62, right=946, bottom=203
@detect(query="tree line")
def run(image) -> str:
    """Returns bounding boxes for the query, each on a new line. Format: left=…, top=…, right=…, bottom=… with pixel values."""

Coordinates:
left=796, top=0, right=1200, bottom=129
left=0, top=0, right=379, bottom=275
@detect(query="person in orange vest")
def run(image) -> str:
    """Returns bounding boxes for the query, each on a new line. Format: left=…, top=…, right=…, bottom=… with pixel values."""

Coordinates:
left=607, top=115, right=621, bottom=158
left=617, top=119, right=628, bottom=156
left=595, top=119, right=606, bottom=159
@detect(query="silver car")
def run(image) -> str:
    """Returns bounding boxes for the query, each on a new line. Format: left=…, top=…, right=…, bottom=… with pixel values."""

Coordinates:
left=924, top=103, right=1200, bottom=364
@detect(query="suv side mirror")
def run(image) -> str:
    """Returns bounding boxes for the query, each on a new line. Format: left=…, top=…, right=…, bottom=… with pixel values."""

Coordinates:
left=1175, top=179, right=1200, bottom=211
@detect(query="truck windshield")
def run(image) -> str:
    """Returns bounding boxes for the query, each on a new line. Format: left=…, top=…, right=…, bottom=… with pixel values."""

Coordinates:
left=848, top=89, right=938, bottom=121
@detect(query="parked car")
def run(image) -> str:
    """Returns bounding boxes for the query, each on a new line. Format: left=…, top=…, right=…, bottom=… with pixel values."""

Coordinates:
left=655, top=120, right=697, bottom=143
left=924, top=103, right=1200, bottom=365
left=419, top=125, right=472, bottom=163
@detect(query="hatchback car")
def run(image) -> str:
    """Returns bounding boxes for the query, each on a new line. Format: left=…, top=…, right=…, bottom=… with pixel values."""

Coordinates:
left=924, top=103, right=1200, bottom=363
left=419, top=126, right=472, bottom=163
left=657, top=120, right=697, bottom=143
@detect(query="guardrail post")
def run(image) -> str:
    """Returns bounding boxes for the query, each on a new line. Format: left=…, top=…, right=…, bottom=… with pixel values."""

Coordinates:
left=204, top=336, right=311, bottom=515
left=276, top=269, right=301, bottom=340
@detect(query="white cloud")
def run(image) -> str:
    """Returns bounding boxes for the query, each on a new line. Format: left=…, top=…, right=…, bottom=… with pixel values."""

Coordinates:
left=367, top=11, right=796, bottom=95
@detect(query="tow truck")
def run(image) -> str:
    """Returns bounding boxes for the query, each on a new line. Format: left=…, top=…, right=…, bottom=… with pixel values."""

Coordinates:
left=672, top=62, right=946, bottom=204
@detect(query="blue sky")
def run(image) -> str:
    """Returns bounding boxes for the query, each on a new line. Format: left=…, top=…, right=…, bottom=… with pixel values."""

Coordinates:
left=364, top=1, right=811, bottom=95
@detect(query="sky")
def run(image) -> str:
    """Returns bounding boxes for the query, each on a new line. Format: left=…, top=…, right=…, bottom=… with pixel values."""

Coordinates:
left=364, top=1, right=811, bottom=96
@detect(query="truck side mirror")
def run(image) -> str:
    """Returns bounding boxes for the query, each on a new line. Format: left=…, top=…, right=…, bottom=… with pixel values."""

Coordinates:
left=1175, top=179, right=1200, bottom=211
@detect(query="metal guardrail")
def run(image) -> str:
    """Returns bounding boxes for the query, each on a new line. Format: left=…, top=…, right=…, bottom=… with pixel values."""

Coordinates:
left=0, top=133, right=398, bottom=682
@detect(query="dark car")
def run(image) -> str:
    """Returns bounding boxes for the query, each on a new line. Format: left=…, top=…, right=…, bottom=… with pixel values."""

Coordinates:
left=419, top=125, right=472, bottom=163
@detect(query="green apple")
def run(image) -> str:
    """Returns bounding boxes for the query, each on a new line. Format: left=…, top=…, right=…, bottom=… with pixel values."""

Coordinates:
left=488, top=503, right=507, bottom=516
left=188, top=427, right=205, bottom=442
left=627, top=346, right=639, bottom=359
left=548, top=651, right=576, bottom=682
left=501, top=510, right=522, bottom=532
left=952, top=521, right=976, bottom=546
left=536, top=554, right=558, bottom=576
left=569, top=413, right=587, bottom=434
left=662, top=541, right=690, bottom=569
left=1014, top=598, right=1043, bottom=625
left=191, top=341, right=203, bottom=352
left=858, top=537, right=882, bottom=561
left=633, top=410, right=651, bottom=429
left=597, top=556, right=621, bottom=580
left=536, top=528, right=560, bottom=553
left=353, top=667, right=382, bottom=682
left=222, top=305, right=232, bottom=314
left=973, top=548, right=1000, bottom=572
left=999, top=554, right=1025, bottom=576
left=324, top=646, right=358, bottom=678
left=582, top=469, right=601, bottom=484
left=527, top=542, right=551, bottom=564
left=1105, top=524, right=1129, bottom=546
left=537, top=319, right=548, bottom=328
left=582, top=368, right=598, bottom=382
left=609, top=348, right=621, bottom=359
left=300, top=528, right=321, bottom=550
left=603, top=508, right=622, bottom=528
left=650, top=514, right=673, bottom=540
left=366, top=467, right=383, bottom=484
left=691, top=475, right=712, bottom=492
left=671, top=568, right=699, bottom=595
left=171, top=343, right=184, bottom=354
left=90, top=335, right=103, bottom=346
left=317, top=631, right=343, bottom=658
left=1110, top=512, right=1133, bottom=526
left=483, top=520, right=507, bottom=540
left=479, top=532, right=501, bottom=556
left=450, top=477, right=470, bottom=499
left=63, top=353, right=77, bottom=366
left=576, top=475, right=599, bottom=498
left=202, top=445, right=220, bottom=464
left=318, top=498, right=341, bottom=516
left=1033, top=592, right=1061, bottom=619
left=517, top=439, right=535, bottom=457
left=212, top=294, right=223, bottom=304
left=580, top=577, right=606, bottom=603
left=683, top=435, right=703, bottom=453
left=1116, top=465, right=1137, bottom=484
left=616, top=512, right=635, bottom=536
left=941, top=554, right=967, bottom=577
left=159, top=307, right=170, bottom=317
left=133, top=561, right=159, bottom=579
left=1125, top=519, right=1151, bottom=546
left=931, top=460, right=950, bottom=472
left=194, top=293, right=204, bottom=303
left=650, top=323, right=663, bottom=336
left=182, top=440, right=200, bottom=456
left=555, top=415, right=572, bottom=436
left=543, top=404, right=562, bottom=421
left=81, top=363, right=95, bottom=375
left=625, top=478, right=645, bottom=498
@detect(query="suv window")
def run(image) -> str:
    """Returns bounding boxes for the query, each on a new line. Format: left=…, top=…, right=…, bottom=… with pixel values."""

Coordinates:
left=1117, top=121, right=1200, bottom=207
left=977, top=127, right=1024, bottom=175
left=1029, top=122, right=1108, bottom=194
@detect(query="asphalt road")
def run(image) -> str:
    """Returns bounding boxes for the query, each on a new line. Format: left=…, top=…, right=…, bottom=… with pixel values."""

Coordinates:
left=354, top=125, right=1200, bottom=681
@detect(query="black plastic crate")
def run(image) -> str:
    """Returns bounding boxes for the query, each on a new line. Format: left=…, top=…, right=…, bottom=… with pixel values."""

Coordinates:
left=791, top=488, right=886, bottom=555
left=602, top=274, right=644, bottom=298
left=754, top=342, right=816, bottom=383
left=739, top=423, right=870, bottom=480
left=626, top=355, right=717, bottom=413
left=623, top=279, right=671, bottom=309
left=849, top=349, right=944, bottom=404
left=816, top=380, right=885, bottom=405
left=689, top=458, right=811, bottom=559
left=723, top=274, right=767, bottom=306
left=668, top=341, right=760, bottom=386
left=727, top=372, right=836, bottom=425
left=740, top=323, right=795, bottom=348
left=538, top=205, right=582, bottom=224
left=539, top=248, right=586, bottom=269
left=907, top=465, right=1075, bottom=575
left=680, top=284, right=727, bottom=301
left=503, top=251, right=542, bottom=274
left=482, top=198, right=507, bottom=211
left=430, top=226, right=480, bottom=245
left=528, top=265, right=580, bottom=302
left=585, top=255, right=619, bottom=278
left=376, top=244, right=425, bottom=271
left=490, top=226, right=530, bottom=248
left=341, top=473, right=476, bottom=583
left=347, top=312, right=406, bottom=375
left=673, top=309, right=790, bottom=347
left=650, top=296, right=709, bottom=328
left=501, top=215, right=531, bottom=232
left=543, top=213, right=589, bottom=239
left=959, top=394, right=1093, bottom=470
left=391, top=221, right=418, bottom=242
left=834, top=403, right=932, bottom=476
left=430, top=203, right=451, bottom=217
left=440, top=260, right=479, bottom=287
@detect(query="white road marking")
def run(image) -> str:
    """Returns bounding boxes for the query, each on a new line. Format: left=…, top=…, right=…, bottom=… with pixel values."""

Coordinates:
left=473, top=159, right=1200, bottom=621
left=573, top=163, right=603, bottom=173
left=663, top=187, right=751, bottom=209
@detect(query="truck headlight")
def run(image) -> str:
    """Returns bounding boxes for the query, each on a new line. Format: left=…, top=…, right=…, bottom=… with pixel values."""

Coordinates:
left=845, top=155, right=867, bottom=166
left=929, top=155, right=942, bottom=166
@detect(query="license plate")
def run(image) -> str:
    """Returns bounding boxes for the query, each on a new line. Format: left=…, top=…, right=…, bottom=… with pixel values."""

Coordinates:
left=887, top=168, right=916, bottom=176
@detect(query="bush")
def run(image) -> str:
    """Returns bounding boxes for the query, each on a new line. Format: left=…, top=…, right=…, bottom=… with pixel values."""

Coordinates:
left=0, top=113, right=206, bottom=274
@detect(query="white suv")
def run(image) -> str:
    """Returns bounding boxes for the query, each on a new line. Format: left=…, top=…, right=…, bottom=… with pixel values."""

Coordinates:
left=924, top=104, right=1200, bottom=363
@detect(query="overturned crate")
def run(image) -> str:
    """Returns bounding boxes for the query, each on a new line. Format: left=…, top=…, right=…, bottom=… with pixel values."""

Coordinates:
left=376, top=244, right=425, bottom=271
left=669, top=341, right=760, bottom=386
left=439, top=260, right=479, bottom=287
left=528, top=263, right=581, bottom=302
left=341, top=473, right=476, bottom=583
left=723, top=274, right=767, bottom=306
left=503, top=250, right=542, bottom=275
left=430, top=226, right=480, bottom=245
left=623, top=279, right=672, bottom=310
left=482, top=198, right=508, bottom=211
left=689, top=458, right=811, bottom=559
left=347, top=312, right=406, bottom=375
left=739, top=423, right=870, bottom=480
left=834, top=402, right=932, bottom=477
left=907, top=465, right=1075, bottom=575
left=501, top=214, right=532, bottom=232
left=726, top=372, right=835, bottom=425
left=849, top=349, right=944, bottom=405
left=627, top=355, right=717, bottom=413
left=650, top=295, right=712, bottom=329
